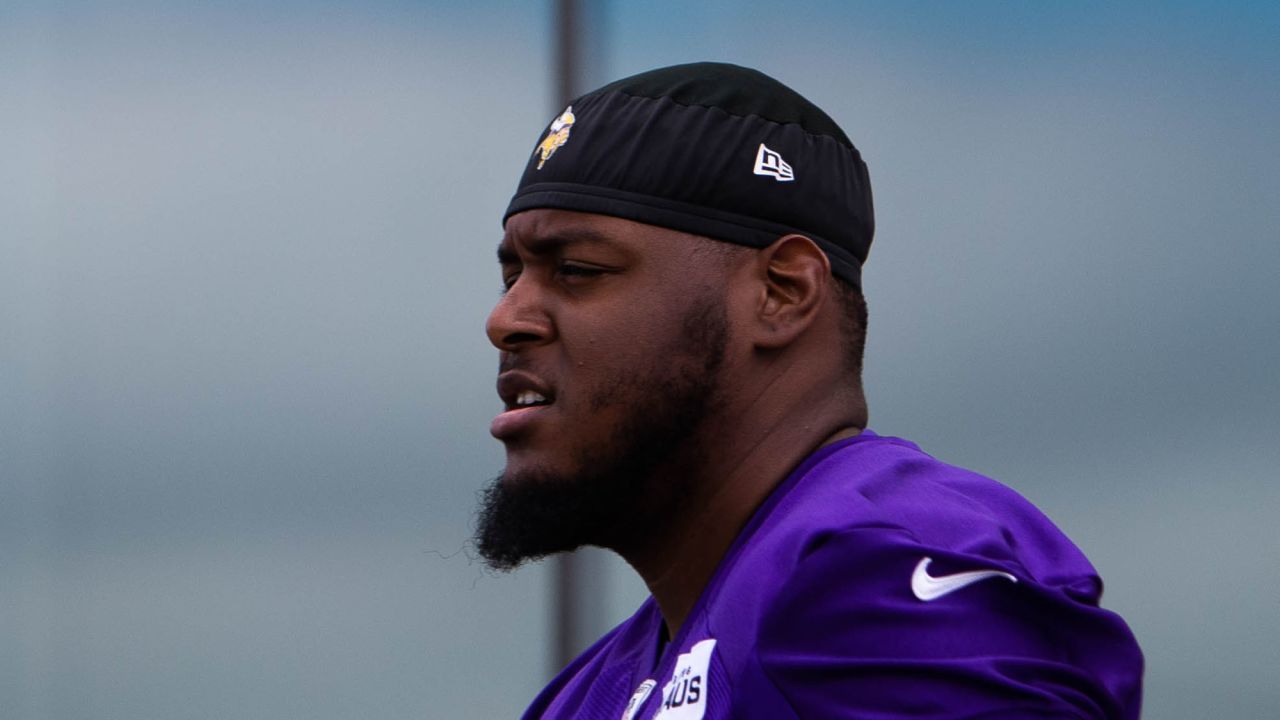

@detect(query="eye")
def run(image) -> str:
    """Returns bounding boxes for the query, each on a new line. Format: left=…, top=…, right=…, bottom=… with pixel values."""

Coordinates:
left=556, top=262, right=605, bottom=282
left=500, top=269, right=521, bottom=293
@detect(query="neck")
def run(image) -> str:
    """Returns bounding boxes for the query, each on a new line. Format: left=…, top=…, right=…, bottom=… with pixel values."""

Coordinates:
left=615, top=383, right=864, bottom=638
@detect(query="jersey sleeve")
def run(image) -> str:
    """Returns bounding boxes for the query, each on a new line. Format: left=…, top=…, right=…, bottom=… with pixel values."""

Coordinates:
left=748, top=527, right=1143, bottom=719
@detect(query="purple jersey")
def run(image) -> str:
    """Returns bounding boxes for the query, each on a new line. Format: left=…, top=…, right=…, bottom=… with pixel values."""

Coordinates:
left=523, top=431, right=1143, bottom=719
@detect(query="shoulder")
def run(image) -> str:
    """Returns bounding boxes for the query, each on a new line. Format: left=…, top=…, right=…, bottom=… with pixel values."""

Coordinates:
left=745, top=525, right=1142, bottom=718
left=766, top=431, right=1103, bottom=591
left=719, top=432, right=1143, bottom=718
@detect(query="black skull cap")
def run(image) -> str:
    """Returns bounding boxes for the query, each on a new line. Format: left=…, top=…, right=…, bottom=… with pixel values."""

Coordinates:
left=503, top=62, right=875, bottom=288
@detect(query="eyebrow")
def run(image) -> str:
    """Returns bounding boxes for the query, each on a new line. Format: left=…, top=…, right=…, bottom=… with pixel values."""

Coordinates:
left=496, top=227, right=616, bottom=265
left=496, top=243, right=518, bottom=265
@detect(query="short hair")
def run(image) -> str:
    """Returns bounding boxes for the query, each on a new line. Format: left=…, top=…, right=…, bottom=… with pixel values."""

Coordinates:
left=832, top=279, right=868, bottom=382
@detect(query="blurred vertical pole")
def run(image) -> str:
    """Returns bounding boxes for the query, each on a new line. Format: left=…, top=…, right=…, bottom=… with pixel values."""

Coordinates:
left=549, top=0, right=609, bottom=676
left=550, top=0, right=582, bottom=675
left=554, top=0, right=580, bottom=110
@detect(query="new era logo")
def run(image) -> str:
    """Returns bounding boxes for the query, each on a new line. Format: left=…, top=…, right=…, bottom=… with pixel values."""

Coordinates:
left=753, top=143, right=794, bottom=182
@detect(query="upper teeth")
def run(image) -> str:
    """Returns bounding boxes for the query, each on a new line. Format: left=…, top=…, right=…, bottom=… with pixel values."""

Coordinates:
left=515, top=391, right=547, bottom=407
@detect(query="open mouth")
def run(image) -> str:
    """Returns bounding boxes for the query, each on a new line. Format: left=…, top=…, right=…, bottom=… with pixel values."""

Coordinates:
left=492, top=375, right=557, bottom=440
left=508, top=389, right=552, bottom=411
left=495, top=371, right=557, bottom=418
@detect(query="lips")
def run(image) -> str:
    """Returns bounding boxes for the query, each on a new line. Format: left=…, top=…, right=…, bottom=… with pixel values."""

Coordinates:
left=496, top=371, right=555, bottom=410
left=492, top=370, right=556, bottom=439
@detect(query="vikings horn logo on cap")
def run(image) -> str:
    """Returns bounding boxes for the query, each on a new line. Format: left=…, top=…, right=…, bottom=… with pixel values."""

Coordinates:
left=506, top=63, right=875, bottom=289
left=535, top=106, right=576, bottom=170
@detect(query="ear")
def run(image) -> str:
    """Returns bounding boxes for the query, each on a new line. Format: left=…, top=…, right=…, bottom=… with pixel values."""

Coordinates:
left=750, top=234, right=831, bottom=350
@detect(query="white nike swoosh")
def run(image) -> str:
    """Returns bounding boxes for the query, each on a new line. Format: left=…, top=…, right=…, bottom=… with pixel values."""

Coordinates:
left=911, top=557, right=1017, bottom=601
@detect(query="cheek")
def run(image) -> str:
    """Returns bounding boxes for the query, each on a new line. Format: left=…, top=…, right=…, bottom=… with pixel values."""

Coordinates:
left=562, top=301, right=675, bottom=365
left=560, top=326, right=667, bottom=415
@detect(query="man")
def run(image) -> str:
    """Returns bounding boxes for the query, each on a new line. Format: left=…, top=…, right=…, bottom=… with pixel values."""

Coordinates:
left=476, top=62, right=1143, bottom=719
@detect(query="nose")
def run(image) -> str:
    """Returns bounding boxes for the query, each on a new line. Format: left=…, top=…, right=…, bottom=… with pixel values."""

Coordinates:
left=485, top=278, right=554, bottom=351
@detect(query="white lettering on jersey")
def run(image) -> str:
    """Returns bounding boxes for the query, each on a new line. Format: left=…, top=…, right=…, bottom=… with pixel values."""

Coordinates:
left=654, top=638, right=716, bottom=720
left=621, top=679, right=656, bottom=720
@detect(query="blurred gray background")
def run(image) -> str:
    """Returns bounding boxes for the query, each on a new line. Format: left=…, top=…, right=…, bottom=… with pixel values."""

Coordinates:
left=2, top=1, right=1277, bottom=717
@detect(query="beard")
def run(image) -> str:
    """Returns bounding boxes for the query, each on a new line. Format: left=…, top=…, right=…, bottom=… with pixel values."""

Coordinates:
left=474, top=293, right=729, bottom=571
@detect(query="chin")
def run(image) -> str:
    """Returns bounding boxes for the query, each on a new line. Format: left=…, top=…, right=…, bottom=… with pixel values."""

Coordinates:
left=499, top=450, right=582, bottom=487
left=474, top=465, right=607, bottom=571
